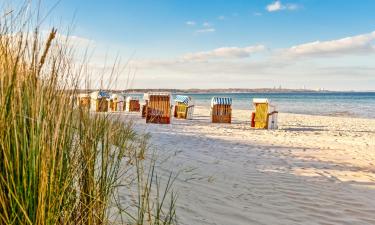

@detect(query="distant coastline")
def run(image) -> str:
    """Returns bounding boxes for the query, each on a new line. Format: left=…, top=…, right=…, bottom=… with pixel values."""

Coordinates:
left=76, top=88, right=375, bottom=94
left=77, top=88, right=335, bottom=94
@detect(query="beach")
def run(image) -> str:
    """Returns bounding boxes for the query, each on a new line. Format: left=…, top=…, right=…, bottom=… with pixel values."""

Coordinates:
left=127, top=106, right=375, bottom=225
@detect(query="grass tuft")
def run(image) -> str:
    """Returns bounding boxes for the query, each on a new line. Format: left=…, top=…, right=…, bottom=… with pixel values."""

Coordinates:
left=0, top=2, right=177, bottom=225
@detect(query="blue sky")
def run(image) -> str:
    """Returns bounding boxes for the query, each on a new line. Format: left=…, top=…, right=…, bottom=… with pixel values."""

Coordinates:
left=39, top=0, right=375, bottom=90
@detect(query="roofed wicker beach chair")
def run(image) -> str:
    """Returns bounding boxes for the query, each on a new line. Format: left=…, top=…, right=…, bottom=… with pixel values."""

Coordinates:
left=211, top=97, right=232, bottom=123
left=142, top=93, right=149, bottom=118
left=251, top=98, right=278, bottom=129
left=125, top=96, right=140, bottom=112
left=109, top=94, right=125, bottom=112
left=174, top=95, right=195, bottom=119
left=146, top=92, right=172, bottom=124
left=90, top=91, right=110, bottom=112
left=77, top=93, right=90, bottom=110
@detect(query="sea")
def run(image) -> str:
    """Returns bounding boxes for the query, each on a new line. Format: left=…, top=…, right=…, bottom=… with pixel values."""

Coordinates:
left=130, top=92, right=375, bottom=119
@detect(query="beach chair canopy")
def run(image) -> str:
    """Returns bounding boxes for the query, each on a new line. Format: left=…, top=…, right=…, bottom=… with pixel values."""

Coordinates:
left=211, top=97, right=232, bottom=106
left=175, top=95, right=191, bottom=105
left=253, top=98, right=276, bottom=110
left=148, top=92, right=171, bottom=97
left=253, top=98, right=269, bottom=104
left=90, top=90, right=110, bottom=99
left=111, top=94, right=124, bottom=101
left=148, top=92, right=172, bottom=103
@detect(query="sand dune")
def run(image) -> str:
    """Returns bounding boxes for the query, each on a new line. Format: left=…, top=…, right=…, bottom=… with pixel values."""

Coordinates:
left=126, top=106, right=375, bottom=225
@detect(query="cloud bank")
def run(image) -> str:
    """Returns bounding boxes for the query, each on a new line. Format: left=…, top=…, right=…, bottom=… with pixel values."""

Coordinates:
left=84, top=30, right=375, bottom=90
left=283, top=31, right=375, bottom=57
left=182, top=45, right=266, bottom=61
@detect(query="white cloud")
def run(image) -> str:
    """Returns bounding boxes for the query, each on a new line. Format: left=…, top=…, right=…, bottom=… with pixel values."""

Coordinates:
left=282, top=31, right=375, bottom=57
left=217, top=16, right=225, bottom=20
left=195, top=28, right=216, bottom=33
left=185, top=21, right=196, bottom=26
left=182, top=45, right=266, bottom=61
left=129, top=45, right=266, bottom=68
left=266, top=1, right=299, bottom=12
left=253, top=12, right=263, bottom=16
left=266, top=1, right=282, bottom=12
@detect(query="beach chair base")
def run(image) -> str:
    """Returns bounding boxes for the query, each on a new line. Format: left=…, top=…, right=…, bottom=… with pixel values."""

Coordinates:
left=212, top=115, right=231, bottom=123
left=146, top=107, right=171, bottom=124
left=146, top=116, right=170, bottom=124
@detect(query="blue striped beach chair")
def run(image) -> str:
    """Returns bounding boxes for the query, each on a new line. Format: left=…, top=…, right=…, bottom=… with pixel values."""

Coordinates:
left=211, top=97, right=232, bottom=123
left=174, top=95, right=195, bottom=119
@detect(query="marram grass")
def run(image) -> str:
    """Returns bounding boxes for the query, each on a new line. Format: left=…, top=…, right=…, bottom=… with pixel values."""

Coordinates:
left=0, top=3, right=177, bottom=225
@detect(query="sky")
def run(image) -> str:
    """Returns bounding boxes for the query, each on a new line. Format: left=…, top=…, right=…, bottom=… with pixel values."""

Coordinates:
left=31, top=0, right=375, bottom=90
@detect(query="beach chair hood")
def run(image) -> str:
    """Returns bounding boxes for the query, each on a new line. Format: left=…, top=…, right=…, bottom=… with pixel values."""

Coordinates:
left=90, top=91, right=110, bottom=99
left=253, top=98, right=276, bottom=111
left=211, top=97, right=232, bottom=107
left=148, top=92, right=173, bottom=104
left=175, top=95, right=193, bottom=106
left=253, top=98, right=269, bottom=104
left=111, top=94, right=124, bottom=101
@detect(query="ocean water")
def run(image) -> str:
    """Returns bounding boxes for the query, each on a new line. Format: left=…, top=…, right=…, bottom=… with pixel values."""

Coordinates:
left=131, top=92, right=375, bottom=119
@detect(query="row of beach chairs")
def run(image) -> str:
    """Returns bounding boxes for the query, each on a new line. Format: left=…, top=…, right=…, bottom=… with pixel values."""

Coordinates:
left=77, top=91, right=140, bottom=112
left=141, top=92, right=278, bottom=129
left=77, top=91, right=278, bottom=129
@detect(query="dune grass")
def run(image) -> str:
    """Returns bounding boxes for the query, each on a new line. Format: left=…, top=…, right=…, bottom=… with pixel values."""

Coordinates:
left=0, top=3, right=176, bottom=225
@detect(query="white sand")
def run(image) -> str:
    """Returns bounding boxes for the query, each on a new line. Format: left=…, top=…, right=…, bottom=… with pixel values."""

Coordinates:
left=126, top=106, right=375, bottom=225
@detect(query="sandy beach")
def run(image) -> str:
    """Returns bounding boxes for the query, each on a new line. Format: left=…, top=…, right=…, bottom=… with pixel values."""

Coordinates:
left=126, top=106, right=375, bottom=225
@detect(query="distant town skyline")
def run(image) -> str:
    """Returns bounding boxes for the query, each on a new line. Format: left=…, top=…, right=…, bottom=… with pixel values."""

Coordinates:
left=37, top=0, right=375, bottom=90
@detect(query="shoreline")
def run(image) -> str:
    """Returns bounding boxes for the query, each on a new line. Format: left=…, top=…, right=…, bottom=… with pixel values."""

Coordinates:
left=77, top=89, right=375, bottom=94
left=194, top=105, right=375, bottom=120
